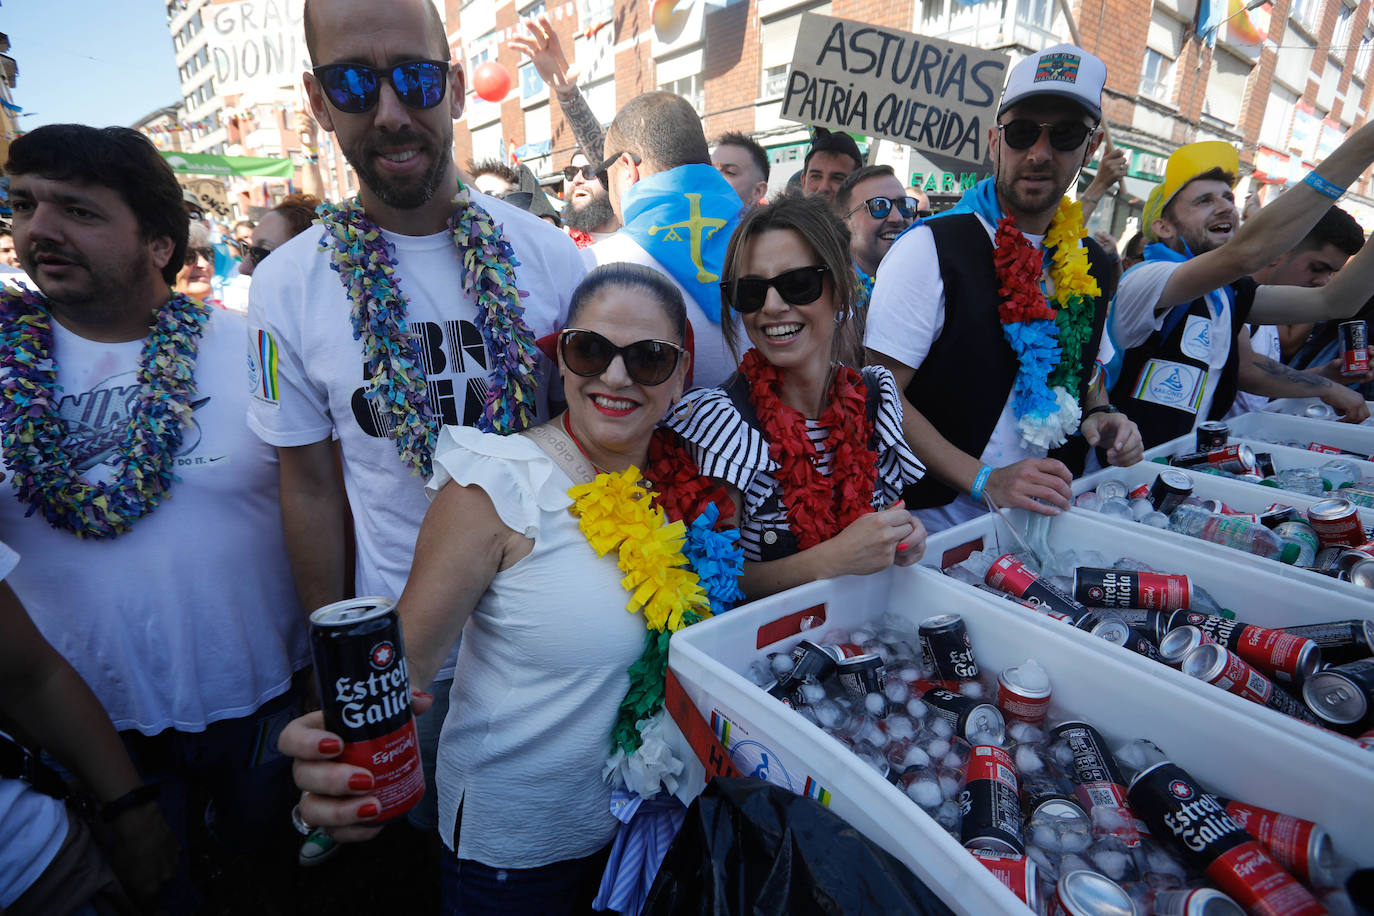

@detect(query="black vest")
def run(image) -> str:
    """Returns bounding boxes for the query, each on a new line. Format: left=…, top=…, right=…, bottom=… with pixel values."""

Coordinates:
left=1110, top=277, right=1256, bottom=450
left=724, top=368, right=881, bottom=562
left=901, top=213, right=1115, bottom=509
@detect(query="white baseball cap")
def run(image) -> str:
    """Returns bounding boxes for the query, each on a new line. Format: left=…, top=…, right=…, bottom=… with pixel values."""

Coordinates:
left=998, top=44, right=1105, bottom=122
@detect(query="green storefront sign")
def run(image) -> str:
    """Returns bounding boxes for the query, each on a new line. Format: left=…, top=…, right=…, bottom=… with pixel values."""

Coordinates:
left=908, top=171, right=983, bottom=193
left=160, top=151, right=294, bottom=178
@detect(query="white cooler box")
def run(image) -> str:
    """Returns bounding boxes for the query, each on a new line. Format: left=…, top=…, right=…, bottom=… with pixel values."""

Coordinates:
left=1266, top=397, right=1374, bottom=420
left=917, top=507, right=1374, bottom=756
left=1229, top=410, right=1374, bottom=458
left=1140, top=432, right=1374, bottom=479
left=668, top=565, right=1374, bottom=916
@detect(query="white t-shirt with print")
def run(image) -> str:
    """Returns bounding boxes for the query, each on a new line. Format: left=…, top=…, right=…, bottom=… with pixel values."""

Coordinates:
left=0, top=310, right=309, bottom=734
left=247, top=194, right=583, bottom=676
left=865, top=217, right=1112, bottom=532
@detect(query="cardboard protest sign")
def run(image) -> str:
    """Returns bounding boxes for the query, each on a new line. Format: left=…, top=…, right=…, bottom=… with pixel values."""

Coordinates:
left=781, top=13, right=1009, bottom=164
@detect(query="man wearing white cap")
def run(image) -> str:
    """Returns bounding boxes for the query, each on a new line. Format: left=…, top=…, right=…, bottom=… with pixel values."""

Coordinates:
left=1109, top=136, right=1374, bottom=447
left=866, top=45, right=1142, bottom=533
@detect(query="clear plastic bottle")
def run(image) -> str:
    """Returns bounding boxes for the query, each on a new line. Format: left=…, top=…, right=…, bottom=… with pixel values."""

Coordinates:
left=1273, top=468, right=1326, bottom=496
left=1319, top=459, right=1360, bottom=490
left=1166, top=504, right=1302, bottom=563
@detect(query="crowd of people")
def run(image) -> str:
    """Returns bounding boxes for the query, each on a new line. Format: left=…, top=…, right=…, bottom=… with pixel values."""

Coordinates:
left=2, top=0, right=1374, bottom=913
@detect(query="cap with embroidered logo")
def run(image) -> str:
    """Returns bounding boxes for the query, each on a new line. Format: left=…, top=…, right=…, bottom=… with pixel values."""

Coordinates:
left=998, top=44, right=1106, bottom=122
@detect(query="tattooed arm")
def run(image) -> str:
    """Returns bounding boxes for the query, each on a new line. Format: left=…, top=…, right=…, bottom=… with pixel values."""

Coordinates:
left=1235, top=330, right=1370, bottom=422
left=510, top=14, right=605, bottom=163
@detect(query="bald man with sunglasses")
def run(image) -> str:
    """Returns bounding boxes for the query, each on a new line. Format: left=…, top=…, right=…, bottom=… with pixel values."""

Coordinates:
left=246, top=0, right=586, bottom=849
left=866, top=45, right=1142, bottom=534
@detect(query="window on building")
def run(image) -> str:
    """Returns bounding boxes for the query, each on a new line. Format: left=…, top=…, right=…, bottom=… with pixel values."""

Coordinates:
left=1332, top=3, right=1356, bottom=55
left=1273, top=28, right=1315, bottom=90
left=1260, top=85, right=1298, bottom=148
left=1203, top=47, right=1253, bottom=127
left=1013, top=0, right=1056, bottom=44
left=660, top=74, right=704, bottom=112
left=1140, top=49, right=1174, bottom=103
left=763, top=64, right=789, bottom=98
left=658, top=47, right=704, bottom=112
left=578, top=0, right=613, bottom=26
left=1288, top=0, right=1319, bottom=34
left=1356, top=31, right=1374, bottom=78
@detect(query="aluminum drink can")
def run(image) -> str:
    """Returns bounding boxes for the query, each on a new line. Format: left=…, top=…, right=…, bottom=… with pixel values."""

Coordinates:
left=1127, top=761, right=1325, bottom=916
left=1128, top=483, right=1152, bottom=501
left=997, top=663, right=1051, bottom=725
left=1115, top=608, right=1190, bottom=644
left=1308, top=546, right=1346, bottom=577
left=1090, top=615, right=1163, bottom=661
left=1307, top=498, right=1365, bottom=548
left=1357, top=728, right=1374, bottom=751
left=1302, top=658, right=1374, bottom=732
left=1176, top=612, right=1321, bottom=684
left=919, top=686, right=1006, bottom=745
left=1280, top=619, right=1374, bottom=664
left=1255, top=452, right=1278, bottom=478
left=1149, top=469, right=1195, bottom=515
left=784, top=639, right=840, bottom=686
left=309, top=597, right=425, bottom=821
left=1197, top=421, right=1230, bottom=452
left=985, top=554, right=1092, bottom=620
left=1272, top=521, right=1320, bottom=567
left=1158, top=626, right=1212, bottom=667
left=918, top=614, right=980, bottom=681
left=1172, top=444, right=1257, bottom=474
left=1151, top=887, right=1245, bottom=916
left=1073, top=567, right=1191, bottom=611
left=1338, top=546, right=1374, bottom=588
left=968, top=849, right=1038, bottom=910
left=834, top=654, right=885, bottom=701
left=1180, top=644, right=1319, bottom=723
left=1049, top=721, right=1141, bottom=846
left=1043, top=870, right=1137, bottom=916
left=1339, top=319, right=1370, bottom=374
left=959, top=744, right=1024, bottom=854
left=1217, top=797, right=1337, bottom=888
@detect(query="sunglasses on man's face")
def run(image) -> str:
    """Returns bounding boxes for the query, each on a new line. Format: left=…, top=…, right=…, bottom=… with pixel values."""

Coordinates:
left=849, top=196, right=921, bottom=220
left=558, top=328, right=684, bottom=387
left=998, top=119, right=1094, bottom=152
left=562, top=164, right=596, bottom=182
left=185, top=246, right=214, bottom=267
left=596, top=150, right=642, bottom=189
left=312, top=59, right=450, bottom=114
left=721, top=265, right=830, bottom=314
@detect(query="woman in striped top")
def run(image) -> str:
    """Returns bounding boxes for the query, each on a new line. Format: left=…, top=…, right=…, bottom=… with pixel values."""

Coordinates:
left=665, top=191, right=927, bottom=598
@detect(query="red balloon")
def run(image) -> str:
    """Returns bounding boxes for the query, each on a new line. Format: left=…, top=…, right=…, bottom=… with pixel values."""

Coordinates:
left=473, top=61, right=512, bottom=103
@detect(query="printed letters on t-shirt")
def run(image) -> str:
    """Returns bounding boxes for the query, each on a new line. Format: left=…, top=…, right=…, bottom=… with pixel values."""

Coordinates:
left=351, top=319, right=490, bottom=437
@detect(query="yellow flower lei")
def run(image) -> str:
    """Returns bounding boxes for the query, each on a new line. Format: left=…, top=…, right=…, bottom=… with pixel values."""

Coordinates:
left=1043, top=197, right=1101, bottom=396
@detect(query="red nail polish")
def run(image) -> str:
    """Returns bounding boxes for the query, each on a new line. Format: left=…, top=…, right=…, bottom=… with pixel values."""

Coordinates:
left=412, top=690, right=434, bottom=700
left=319, top=737, right=342, bottom=755
left=357, top=802, right=379, bottom=820
left=349, top=773, right=374, bottom=791
left=896, top=543, right=909, bottom=552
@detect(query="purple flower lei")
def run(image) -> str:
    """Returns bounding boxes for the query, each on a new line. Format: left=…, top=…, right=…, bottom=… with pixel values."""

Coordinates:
left=0, top=287, right=212, bottom=539
left=316, top=182, right=540, bottom=477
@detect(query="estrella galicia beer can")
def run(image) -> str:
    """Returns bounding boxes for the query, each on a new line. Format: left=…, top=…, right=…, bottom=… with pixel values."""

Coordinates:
left=1280, top=618, right=1374, bottom=665
left=1180, top=644, right=1319, bottom=723
left=1197, top=421, right=1230, bottom=452
left=1073, top=567, right=1191, bottom=612
left=918, top=613, right=980, bottom=681
left=968, top=849, right=1038, bottom=910
left=1049, top=722, right=1141, bottom=846
left=985, top=554, right=1091, bottom=620
left=1217, top=797, right=1338, bottom=888
left=1339, top=319, right=1369, bottom=375
left=310, top=597, right=425, bottom=821
left=1176, top=613, right=1321, bottom=684
left=1128, top=761, right=1325, bottom=916
left=959, top=744, right=1024, bottom=854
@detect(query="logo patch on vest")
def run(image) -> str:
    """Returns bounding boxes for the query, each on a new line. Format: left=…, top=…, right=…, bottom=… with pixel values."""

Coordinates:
left=1034, top=53, right=1081, bottom=83
left=1179, top=315, right=1217, bottom=363
left=1132, top=359, right=1206, bottom=413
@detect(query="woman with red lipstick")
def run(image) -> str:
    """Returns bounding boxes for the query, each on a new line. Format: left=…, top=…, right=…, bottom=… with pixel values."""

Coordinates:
left=278, top=264, right=742, bottom=914
left=666, top=191, right=927, bottom=598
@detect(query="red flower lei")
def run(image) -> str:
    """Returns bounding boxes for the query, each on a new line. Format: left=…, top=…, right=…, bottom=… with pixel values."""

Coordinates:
left=993, top=217, right=1057, bottom=324
left=740, top=348, right=878, bottom=550
left=644, top=429, right=735, bottom=530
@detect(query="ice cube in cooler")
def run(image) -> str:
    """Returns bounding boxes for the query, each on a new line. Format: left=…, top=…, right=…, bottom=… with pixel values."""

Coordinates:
left=1142, top=840, right=1187, bottom=880
left=813, top=700, right=845, bottom=729
left=852, top=715, right=886, bottom=746
left=1099, top=497, right=1134, bottom=519
left=1032, top=824, right=1064, bottom=852
left=1129, top=498, right=1154, bottom=520
left=938, top=768, right=961, bottom=799
left=819, top=629, right=849, bottom=645
left=883, top=680, right=910, bottom=705
left=898, top=665, right=924, bottom=684
left=1075, top=491, right=1104, bottom=512
left=884, top=715, right=917, bottom=741
left=1090, top=845, right=1131, bottom=881
left=769, top=652, right=795, bottom=676
left=849, top=626, right=875, bottom=646
left=1015, top=744, right=1045, bottom=774
left=747, top=660, right=773, bottom=687
left=957, top=680, right=985, bottom=698
left=942, top=738, right=972, bottom=768
left=924, top=736, right=951, bottom=759
left=1142, top=511, right=1169, bottom=528
left=1027, top=843, right=1059, bottom=879
left=1007, top=720, right=1046, bottom=744
left=934, top=799, right=961, bottom=831
left=1058, top=853, right=1092, bottom=875
left=1090, top=805, right=1135, bottom=839
left=899, top=744, right=930, bottom=769
left=863, top=692, right=888, bottom=718
left=928, top=717, right=955, bottom=739
left=906, top=698, right=929, bottom=719
left=797, top=682, right=827, bottom=705
left=905, top=775, right=943, bottom=809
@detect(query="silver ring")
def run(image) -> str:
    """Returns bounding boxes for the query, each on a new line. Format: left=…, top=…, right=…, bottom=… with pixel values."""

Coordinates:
left=290, top=801, right=312, bottom=836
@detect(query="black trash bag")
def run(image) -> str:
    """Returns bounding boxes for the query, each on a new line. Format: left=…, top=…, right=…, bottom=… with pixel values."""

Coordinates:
left=641, top=777, right=955, bottom=916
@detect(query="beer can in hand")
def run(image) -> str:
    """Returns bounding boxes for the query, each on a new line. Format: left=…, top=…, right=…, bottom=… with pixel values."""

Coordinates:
left=1339, top=320, right=1369, bottom=375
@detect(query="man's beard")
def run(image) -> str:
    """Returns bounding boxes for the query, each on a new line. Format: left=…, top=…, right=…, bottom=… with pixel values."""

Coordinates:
left=27, top=241, right=151, bottom=312
left=563, top=193, right=615, bottom=232
left=345, top=128, right=451, bottom=210
left=995, top=171, right=1064, bottom=223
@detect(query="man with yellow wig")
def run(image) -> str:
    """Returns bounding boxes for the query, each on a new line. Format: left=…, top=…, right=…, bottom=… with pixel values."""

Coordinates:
left=1109, top=136, right=1374, bottom=447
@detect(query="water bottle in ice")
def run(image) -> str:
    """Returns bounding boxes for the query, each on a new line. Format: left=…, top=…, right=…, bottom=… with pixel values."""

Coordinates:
left=1166, top=504, right=1302, bottom=563
left=1319, top=460, right=1360, bottom=490
left=1273, top=468, right=1325, bottom=496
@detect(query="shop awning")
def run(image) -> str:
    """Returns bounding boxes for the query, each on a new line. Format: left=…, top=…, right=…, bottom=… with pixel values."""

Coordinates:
left=160, top=151, right=293, bottom=179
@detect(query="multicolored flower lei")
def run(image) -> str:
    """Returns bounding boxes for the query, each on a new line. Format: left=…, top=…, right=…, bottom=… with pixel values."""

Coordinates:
left=317, top=181, right=541, bottom=477
left=993, top=196, right=1100, bottom=450
left=0, top=288, right=212, bottom=538
left=570, top=429, right=744, bottom=798
left=740, top=348, right=878, bottom=550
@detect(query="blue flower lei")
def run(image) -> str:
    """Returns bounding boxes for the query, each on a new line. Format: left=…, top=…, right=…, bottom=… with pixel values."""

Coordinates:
left=317, top=181, right=541, bottom=476
left=0, top=288, right=212, bottom=538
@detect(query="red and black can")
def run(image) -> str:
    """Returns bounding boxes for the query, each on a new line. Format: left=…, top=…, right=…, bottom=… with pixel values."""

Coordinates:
left=1049, top=721, right=1141, bottom=846
left=834, top=654, right=885, bottom=701
left=984, top=554, right=1091, bottom=620
left=783, top=639, right=841, bottom=686
left=1089, top=614, right=1163, bottom=661
left=1302, top=658, right=1374, bottom=733
left=1339, top=319, right=1370, bottom=375
left=918, top=614, right=980, bottom=681
left=997, top=663, right=1051, bottom=725
left=1307, top=498, right=1366, bottom=549
left=1152, top=887, right=1245, bottom=915
left=1117, top=608, right=1190, bottom=644
left=1217, top=797, right=1338, bottom=888
left=968, top=849, right=1038, bottom=910
left=1073, top=567, right=1191, bottom=611
left=959, top=744, right=1024, bottom=854
left=1180, top=643, right=1318, bottom=723
left=1255, top=452, right=1278, bottom=479
left=919, top=686, right=1006, bottom=745
left=1127, top=761, right=1325, bottom=916
left=1280, top=618, right=1374, bottom=665
left=1172, top=444, right=1257, bottom=475
left=1197, top=421, right=1230, bottom=452
left=1044, top=870, right=1135, bottom=916
left=1149, top=469, right=1195, bottom=515
left=310, top=597, right=425, bottom=821
left=1158, top=626, right=1213, bottom=667
left=1176, top=612, right=1321, bottom=684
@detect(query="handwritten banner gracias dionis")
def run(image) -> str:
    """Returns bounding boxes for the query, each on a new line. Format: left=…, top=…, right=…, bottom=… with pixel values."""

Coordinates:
left=782, top=14, right=1009, bottom=162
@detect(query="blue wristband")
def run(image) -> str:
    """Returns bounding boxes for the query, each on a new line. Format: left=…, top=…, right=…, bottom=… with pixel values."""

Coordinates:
left=1303, top=171, right=1345, bottom=200
left=970, top=465, right=993, bottom=503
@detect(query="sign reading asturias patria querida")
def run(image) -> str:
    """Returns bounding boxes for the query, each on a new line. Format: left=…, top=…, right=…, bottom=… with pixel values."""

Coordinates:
left=782, top=13, right=1010, bottom=162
